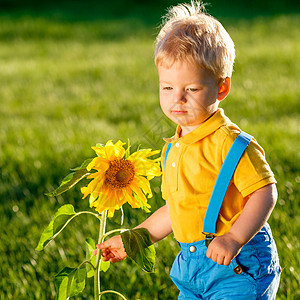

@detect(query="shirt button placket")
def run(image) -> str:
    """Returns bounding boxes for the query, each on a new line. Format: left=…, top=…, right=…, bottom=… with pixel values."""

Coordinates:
left=171, top=141, right=181, bottom=192
left=171, top=143, right=179, bottom=168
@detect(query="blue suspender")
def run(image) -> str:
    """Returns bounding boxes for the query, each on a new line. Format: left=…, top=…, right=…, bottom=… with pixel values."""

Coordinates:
left=202, top=131, right=252, bottom=245
left=164, top=143, right=172, bottom=179
left=164, top=131, right=253, bottom=246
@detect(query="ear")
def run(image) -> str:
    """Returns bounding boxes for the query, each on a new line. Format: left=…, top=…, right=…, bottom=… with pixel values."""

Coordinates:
left=217, top=77, right=231, bottom=101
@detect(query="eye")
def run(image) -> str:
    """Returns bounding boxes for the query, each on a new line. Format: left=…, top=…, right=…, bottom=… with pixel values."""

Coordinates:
left=163, top=86, right=173, bottom=91
left=187, top=88, right=198, bottom=92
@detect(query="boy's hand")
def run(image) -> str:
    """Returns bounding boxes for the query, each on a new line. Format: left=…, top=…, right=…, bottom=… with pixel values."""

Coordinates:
left=206, top=232, right=243, bottom=266
left=97, top=235, right=127, bottom=263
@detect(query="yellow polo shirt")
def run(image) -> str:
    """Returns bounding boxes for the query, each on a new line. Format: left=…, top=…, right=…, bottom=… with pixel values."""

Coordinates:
left=161, top=108, right=276, bottom=243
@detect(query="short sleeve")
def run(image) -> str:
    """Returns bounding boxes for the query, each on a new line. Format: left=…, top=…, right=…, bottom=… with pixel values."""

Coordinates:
left=222, top=132, right=276, bottom=197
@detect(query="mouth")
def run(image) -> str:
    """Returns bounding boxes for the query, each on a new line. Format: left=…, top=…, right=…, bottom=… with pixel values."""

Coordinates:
left=171, top=110, right=188, bottom=115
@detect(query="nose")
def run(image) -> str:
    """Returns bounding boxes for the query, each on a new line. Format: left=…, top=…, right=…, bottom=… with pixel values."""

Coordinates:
left=174, top=91, right=187, bottom=104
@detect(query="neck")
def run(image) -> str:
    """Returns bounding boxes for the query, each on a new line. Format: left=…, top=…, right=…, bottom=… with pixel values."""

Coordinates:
left=179, top=110, right=218, bottom=137
left=180, top=125, right=201, bottom=137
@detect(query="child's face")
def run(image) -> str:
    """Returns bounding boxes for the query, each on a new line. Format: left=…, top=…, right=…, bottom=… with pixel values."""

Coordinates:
left=157, top=60, right=221, bottom=136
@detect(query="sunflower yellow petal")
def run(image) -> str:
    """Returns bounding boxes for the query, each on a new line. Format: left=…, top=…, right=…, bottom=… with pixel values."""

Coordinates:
left=81, top=187, right=89, bottom=199
left=107, top=208, right=115, bottom=218
left=132, top=159, right=161, bottom=177
left=128, top=149, right=160, bottom=160
left=124, top=188, right=140, bottom=208
left=91, top=146, right=107, bottom=158
left=130, top=181, right=149, bottom=206
left=86, top=157, right=98, bottom=171
left=89, top=192, right=99, bottom=205
left=81, top=140, right=161, bottom=214
left=92, top=157, right=110, bottom=172
left=135, top=176, right=152, bottom=197
left=104, top=140, right=126, bottom=160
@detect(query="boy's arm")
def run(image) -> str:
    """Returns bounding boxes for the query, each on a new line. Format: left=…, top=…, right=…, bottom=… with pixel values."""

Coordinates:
left=98, top=203, right=172, bottom=263
left=206, top=183, right=277, bottom=266
left=135, top=202, right=173, bottom=243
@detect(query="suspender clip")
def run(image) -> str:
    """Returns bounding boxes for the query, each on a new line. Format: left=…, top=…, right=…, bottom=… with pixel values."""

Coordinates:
left=204, top=233, right=215, bottom=247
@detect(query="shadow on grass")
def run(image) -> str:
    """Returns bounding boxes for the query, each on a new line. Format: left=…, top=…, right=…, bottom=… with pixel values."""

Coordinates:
left=1, top=0, right=300, bottom=23
left=0, top=0, right=299, bottom=44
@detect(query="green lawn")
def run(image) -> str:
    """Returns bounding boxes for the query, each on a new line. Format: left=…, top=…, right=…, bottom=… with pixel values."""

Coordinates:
left=0, top=1, right=299, bottom=299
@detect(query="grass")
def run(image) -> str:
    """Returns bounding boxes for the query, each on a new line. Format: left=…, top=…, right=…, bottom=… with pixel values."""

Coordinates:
left=0, top=1, right=299, bottom=299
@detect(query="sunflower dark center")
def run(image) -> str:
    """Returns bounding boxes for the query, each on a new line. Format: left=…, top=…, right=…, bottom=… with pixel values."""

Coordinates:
left=105, top=159, right=135, bottom=189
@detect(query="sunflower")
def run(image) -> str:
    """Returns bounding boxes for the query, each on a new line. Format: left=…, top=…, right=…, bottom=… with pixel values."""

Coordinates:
left=81, top=140, right=161, bottom=217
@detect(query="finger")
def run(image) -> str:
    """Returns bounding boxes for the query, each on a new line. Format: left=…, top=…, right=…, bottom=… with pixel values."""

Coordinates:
left=217, top=255, right=225, bottom=265
left=102, top=253, right=115, bottom=261
left=208, top=251, right=215, bottom=262
left=206, top=246, right=212, bottom=259
left=97, top=242, right=109, bottom=250
left=211, top=253, right=218, bottom=263
left=105, top=252, right=115, bottom=259
left=102, top=256, right=110, bottom=261
left=100, top=248, right=110, bottom=256
left=110, top=255, right=126, bottom=263
left=223, top=255, right=232, bottom=266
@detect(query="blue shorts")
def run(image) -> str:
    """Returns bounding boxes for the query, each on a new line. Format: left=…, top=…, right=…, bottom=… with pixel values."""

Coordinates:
left=170, top=224, right=281, bottom=299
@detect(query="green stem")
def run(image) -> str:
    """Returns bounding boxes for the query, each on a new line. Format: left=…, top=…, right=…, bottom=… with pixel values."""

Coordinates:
left=94, top=210, right=107, bottom=300
left=78, top=210, right=102, bottom=220
left=77, top=260, right=96, bottom=271
left=50, top=211, right=101, bottom=244
left=99, top=290, right=128, bottom=300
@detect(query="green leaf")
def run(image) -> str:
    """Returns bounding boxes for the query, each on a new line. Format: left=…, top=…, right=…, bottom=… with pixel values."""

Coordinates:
left=54, top=267, right=86, bottom=300
left=85, top=238, right=96, bottom=278
left=85, top=237, right=95, bottom=257
left=46, top=159, right=93, bottom=197
left=70, top=158, right=93, bottom=171
left=35, top=205, right=76, bottom=251
left=85, top=238, right=110, bottom=277
left=99, top=259, right=110, bottom=272
left=121, top=228, right=155, bottom=273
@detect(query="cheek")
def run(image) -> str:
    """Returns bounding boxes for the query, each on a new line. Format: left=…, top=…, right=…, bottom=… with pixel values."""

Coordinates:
left=159, top=98, right=173, bottom=118
left=159, top=94, right=168, bottom=109
left=159, top=99, right=168, bottom=114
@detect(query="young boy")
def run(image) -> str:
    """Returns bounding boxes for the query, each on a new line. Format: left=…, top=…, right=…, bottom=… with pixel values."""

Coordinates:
left=98, top=1, right=281, bottom=298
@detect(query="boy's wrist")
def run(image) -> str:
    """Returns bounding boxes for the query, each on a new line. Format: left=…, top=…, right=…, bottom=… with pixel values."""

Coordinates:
left=226, top=231, right=246, bottom=247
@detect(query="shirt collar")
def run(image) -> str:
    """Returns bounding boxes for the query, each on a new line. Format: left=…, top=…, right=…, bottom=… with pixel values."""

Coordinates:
left=163, top=108, right=231, bottom=145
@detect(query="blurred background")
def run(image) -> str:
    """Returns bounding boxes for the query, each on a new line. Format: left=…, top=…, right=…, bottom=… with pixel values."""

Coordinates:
left=0, top=0, right=299, bottom=299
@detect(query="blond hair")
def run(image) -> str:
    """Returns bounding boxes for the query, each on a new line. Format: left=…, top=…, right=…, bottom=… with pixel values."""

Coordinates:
left=155, top=1, right=235, bottom=79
